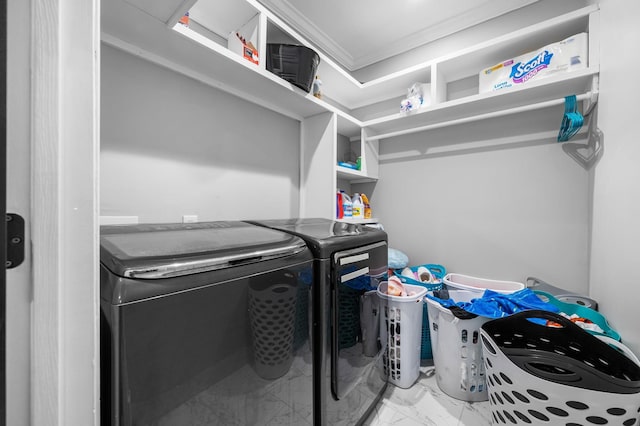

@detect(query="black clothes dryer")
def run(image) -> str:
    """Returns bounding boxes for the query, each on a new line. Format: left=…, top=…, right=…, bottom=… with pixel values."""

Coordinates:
left=248, top=218, right=389, bottom=426
left=100, top=221, right=315, bottom=425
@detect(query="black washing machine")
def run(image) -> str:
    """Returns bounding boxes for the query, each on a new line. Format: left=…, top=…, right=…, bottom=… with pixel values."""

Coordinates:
left=100, top=221, right=315, bottom=425
left=248, top=218, right=389, bottom=426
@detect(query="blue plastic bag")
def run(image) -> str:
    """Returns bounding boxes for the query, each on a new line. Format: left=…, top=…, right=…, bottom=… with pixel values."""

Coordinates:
left=426, top=288, right=560, bottom=319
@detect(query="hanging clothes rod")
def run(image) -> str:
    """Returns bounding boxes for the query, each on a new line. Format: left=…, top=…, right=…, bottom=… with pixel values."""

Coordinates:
left=369, top=91, right=597, bottom=141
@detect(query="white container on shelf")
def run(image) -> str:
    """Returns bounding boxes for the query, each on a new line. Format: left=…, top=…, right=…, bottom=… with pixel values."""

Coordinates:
left=352, top=193, right=364, bottom=218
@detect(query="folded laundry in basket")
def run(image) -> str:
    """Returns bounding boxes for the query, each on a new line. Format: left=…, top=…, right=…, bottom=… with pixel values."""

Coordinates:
left=426, top=288, right=560, bottom=319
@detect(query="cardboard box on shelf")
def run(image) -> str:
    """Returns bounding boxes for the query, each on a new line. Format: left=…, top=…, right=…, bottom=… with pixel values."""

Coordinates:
left=227, top=23, right=260, bottom=66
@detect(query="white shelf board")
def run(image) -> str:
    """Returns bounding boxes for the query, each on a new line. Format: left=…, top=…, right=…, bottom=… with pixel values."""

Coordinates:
left=247, top=0, right=435, bottom=111
left=337, top=217, right=381, bottom=225
left=336, top=166, right=378, bottom=182
left=103, top=0, right=338, bottom=122
left=316, top=60, right=431, bottom=110
left=364, top=68, right=598, bottom=138
left=250, top=1, right=596, bottom=111
left=103, top=0, right=599, bottom=145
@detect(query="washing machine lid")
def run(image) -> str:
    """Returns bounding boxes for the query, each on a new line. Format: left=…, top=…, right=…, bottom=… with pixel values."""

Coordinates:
left=248, top=218, right=387, bottom=258
left=100, top=221, right=307, bottom=279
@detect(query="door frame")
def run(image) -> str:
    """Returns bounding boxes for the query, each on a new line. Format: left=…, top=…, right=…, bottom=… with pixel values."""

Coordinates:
left=13, top=0, right=100, bottom=424
left=5, top=0, right=31, bottom=424
left=1, top=0, right=7, bottom=422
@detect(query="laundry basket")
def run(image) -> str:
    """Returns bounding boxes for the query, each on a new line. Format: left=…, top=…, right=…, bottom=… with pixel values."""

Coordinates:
left=393, top=264, right=446, bottom=360
left=248, top=276, right=298, bottom=380
left=444, top=273, right=524, bottom=294
left=480, top=310, right=640, bottom=426
left=426, top=289, right=491, bottom=401
left=377, top=281, right=428, bottom=388
left=534, top=290, right=621, bottom=341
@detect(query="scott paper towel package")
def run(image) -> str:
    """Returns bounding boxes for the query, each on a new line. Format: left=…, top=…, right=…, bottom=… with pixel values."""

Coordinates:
left=479, top=33, right=588, bottom=93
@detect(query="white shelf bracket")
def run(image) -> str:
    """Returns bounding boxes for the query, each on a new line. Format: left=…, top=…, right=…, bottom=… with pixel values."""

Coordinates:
left=583, top=75, right=599, bottom=116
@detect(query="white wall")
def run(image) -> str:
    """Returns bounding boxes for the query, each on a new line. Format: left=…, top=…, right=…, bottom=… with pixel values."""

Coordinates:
left=101, top=44, right=301, bottom=223
left=364, top=107, right=591, bottom=293
left=589, top=0, right=640, bottom=353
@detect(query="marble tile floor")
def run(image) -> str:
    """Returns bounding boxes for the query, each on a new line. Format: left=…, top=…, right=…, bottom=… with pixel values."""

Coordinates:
left=362, top=366, right=493, bottom=426
left=151, top=354, right=492, bottom=426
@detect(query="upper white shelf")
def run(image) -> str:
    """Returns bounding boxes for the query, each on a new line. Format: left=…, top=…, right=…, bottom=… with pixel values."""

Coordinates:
left=102, top=0, right=599, bottom=142
left=364, top=68, right=598, bottom=140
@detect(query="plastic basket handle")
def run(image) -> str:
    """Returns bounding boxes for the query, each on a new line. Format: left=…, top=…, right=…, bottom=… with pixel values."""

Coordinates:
left=493, top=309, right=581, bottom=331
left=425, top=264, right=446, bottom=278
left=480, top=332, right=498, bottom=356
left=597, top=335, right=640, bottom=366
left=518, top=353, right=583, bottom=383
left=482, top=313, right=640, bottom=393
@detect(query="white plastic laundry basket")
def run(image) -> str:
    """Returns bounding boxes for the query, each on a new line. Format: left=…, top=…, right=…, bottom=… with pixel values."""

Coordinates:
left=377, top=282, right=428, bottom=389
left=426, top=289, right=490, bottom=401
left=443, top=273, right=524, bottom=294
left=480, top=310, right=640, bottom=425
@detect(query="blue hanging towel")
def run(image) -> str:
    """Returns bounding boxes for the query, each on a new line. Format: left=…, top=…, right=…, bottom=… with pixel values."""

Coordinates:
left=558, top=95, right=584, bottom=142
left=426, top=288, right=560, bottom=319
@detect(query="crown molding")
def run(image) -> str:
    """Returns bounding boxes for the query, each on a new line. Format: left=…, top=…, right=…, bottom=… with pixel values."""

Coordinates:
left=350, top=0, right=540, bottom=70
left=260, top=0, right=539, bottom=72
left=260, top=0, right=357, bottom=69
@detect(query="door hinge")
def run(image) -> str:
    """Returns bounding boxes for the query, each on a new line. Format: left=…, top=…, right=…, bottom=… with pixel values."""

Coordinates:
left=6, top=213, right=25, bottom=269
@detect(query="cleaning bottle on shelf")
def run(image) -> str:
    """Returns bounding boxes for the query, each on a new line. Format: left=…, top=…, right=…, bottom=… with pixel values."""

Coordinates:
left=340, top=190, right=352, bottom=218
left=361, top=193, right=372, bottom=219
left=352, top=193, right=364, bottom=219
left=336, top=191, right=344, bottom=219
left=312, top=75, right=322, bottom=99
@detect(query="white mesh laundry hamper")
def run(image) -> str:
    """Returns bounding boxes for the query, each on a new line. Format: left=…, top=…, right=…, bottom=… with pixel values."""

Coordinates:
left=377, top=282, right=428, bottom=388
left=426, top=289, right=491, bottom=401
